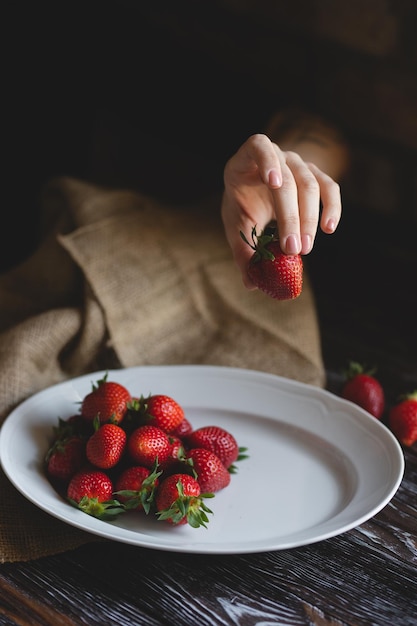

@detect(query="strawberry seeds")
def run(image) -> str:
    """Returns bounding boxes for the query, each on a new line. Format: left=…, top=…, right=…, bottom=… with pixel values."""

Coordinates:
left=45, top=374, right=248, bottom=528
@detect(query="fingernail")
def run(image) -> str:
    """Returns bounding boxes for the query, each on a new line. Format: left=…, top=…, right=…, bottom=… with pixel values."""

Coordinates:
left=301, top=234, right=312, bottom=254
left=326, top=218, right=336, bottom=232
left=284, top=234, right=300, bottom=255
left=268, top=168, right=282, bottom=187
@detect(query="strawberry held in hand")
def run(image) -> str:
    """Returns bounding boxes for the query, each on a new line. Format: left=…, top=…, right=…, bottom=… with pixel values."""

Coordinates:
left=341, top=362, right=385, bottom=419
left=389, top=391, right=417, bottom=447
left=240, top=225, right=303, bottom=300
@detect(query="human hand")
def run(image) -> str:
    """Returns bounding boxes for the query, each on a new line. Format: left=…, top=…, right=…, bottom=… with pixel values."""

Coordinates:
left=221, top=133, right=342, bottom=289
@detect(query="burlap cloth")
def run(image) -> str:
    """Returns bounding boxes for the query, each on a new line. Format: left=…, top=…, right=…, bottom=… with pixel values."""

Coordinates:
left=0, top=176, right=324, bottom=562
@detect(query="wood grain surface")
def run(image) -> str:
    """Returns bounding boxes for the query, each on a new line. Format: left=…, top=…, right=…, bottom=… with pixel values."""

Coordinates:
left=2, top=4, right=416, bottom=622
left=0, top=445, right=415, bottom=626
left=0, top=210, right=416, bottom=626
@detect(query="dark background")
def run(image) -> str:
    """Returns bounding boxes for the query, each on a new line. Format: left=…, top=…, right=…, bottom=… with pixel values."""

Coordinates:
left=5, top=2, right=417, bottom=261
left=4, top=1, right=417, bottom=403
left=3, top=1, right=377, bottom=268
left=5, top=3, right=291, bottom=270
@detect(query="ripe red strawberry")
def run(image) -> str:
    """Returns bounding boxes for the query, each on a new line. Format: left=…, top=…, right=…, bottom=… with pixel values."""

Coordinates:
left=67, top=468, right=123, bottom=519
left=185, top=448, right=231, bottom=492
left=185, top=425, right=239, bottom=469
left=159, top=435, right=187, bottom=475
left=240, top=226, right=303, bottom=300
left=142, top=394, right=185, bottom=433
left=81, top=374, right=131, bottom=425
left=171, top=416, right=193, bottom=438
left=114, top=464, right=161, bottom=513
left=127, top=424, right=172, bottom=468
left=389, top=391, right=417, bottom=447
left=167, top=435, right=185, bottom=462
left=155, top=473, right=214, bottom=527
left=341, top=362, right=385, bottom=419
left=50, top=415, right=86, bottom=439
left=46, top=435, right=86, bottom=483
left=66, top=414, right=95, bottom=438
left=86, top=422, right=127, bottom=469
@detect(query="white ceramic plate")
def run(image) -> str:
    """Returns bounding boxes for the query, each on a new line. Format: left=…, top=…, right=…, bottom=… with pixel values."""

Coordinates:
left=0, top=366, right=404, bottom=554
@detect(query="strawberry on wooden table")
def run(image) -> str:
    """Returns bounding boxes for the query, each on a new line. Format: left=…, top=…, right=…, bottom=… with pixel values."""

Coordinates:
left=240, top=225, right=303, bottom=300
left=389, top=391, right=417, bottom=447
left=67, top=468, right=124, bottom=520
left=155, top=473, right=214, bottom=527
left=81, top=374, right=131, bottom=425
left=341, top=362, right=385, bottom=419
left=185, top=448, right=231, bottom=492
left=86, top=421, right=127, bottom=469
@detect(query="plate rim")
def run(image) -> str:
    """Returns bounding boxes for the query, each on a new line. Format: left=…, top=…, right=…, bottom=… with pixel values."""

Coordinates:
left=0, top=365, right=405, bottom=554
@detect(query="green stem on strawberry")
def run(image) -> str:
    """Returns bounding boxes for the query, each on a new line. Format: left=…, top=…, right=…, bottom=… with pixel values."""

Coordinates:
left=240, top=226, right=277, bottom=262
left=114, top=462, right=162, bottom=514
left=343, top=361, right=377, bottom=379
left=68, top=496, right=125, bottom=520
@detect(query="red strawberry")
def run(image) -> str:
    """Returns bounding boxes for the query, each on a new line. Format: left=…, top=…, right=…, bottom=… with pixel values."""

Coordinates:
left=46, top=435, right=86, bottom=483
left=241, top=226, right=303, bottom=300
left=171, top=416, right=193, bottom=438
left=185, top=425, right=239, bottom=469
left=168, top=435, right=186, bottom=462
left=86, top=422, right=127, bottom=469
left=51, top=415, right=88, bottom=440
left=155, top=473, right=213, bottom=527
left=114, top=464, right=161, bottom=513
left=185, top=448, right=231, bottom=492
left=160, top=435, right=187, bottom=474
left=341, top=362, right=385, bottom=419
left=127, top=424, right=172, bottom=469
left=66, top=414, right=95, bottom=438
left=81, top=374, right=131, bottom=425
left=143, top=394, right=185, bottom=434
left=389, top=391, right=417, bottom=447
left=67, top=468, right=123, bottom=519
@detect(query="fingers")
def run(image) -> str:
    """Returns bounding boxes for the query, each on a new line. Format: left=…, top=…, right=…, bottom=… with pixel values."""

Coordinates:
left=222, top=134, right=285, bottom=288
left=307, top=162, right=342, bottom=236
left=221, top=134, right=343, bottom=290
left=224, top=134, right=283, bottom=189
left=220, top=194, right=260, bottom=290
left=272, top=151, right=342, bottom=255
left=270, top=150, right=307, bottom=255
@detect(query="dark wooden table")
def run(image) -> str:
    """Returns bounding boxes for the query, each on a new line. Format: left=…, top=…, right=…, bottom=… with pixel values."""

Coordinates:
left=0, top=211, right=416, bottom=626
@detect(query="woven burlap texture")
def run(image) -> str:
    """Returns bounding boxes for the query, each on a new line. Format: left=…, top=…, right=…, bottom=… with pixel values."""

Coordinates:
left=0, top=176, right=324, bottom=562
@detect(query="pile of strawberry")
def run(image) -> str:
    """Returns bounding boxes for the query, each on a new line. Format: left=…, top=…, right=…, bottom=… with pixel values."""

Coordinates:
left=341, top=362, right=417, bottom=447
left=45, top=374, right=248, bottom=528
